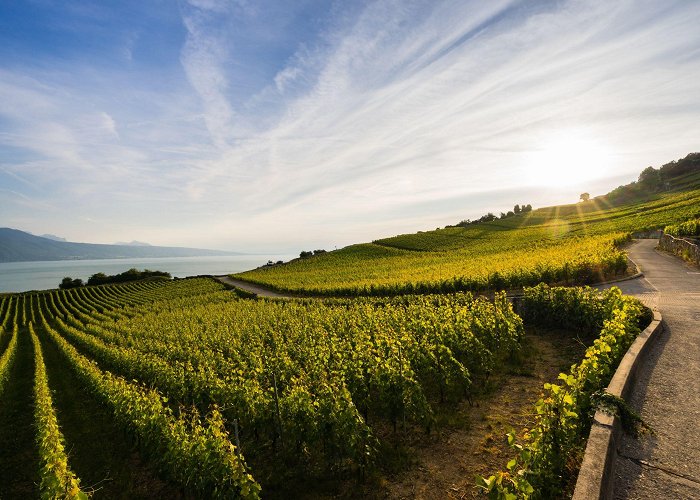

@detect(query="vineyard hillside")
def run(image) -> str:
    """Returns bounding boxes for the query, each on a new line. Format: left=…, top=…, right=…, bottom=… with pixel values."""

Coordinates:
left=232, top=170, right=700, bottom=296
left=1, top=166, right=691, bottom=497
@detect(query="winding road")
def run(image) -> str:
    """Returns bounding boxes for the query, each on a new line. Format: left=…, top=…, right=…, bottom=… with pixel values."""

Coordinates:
left=600, top=239, right=700, bottom=498
left=213, top=275, right=292, bottom=298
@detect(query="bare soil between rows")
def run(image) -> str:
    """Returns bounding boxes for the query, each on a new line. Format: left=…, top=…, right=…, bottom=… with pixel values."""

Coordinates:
left=274, top=327, right=590, bottom=499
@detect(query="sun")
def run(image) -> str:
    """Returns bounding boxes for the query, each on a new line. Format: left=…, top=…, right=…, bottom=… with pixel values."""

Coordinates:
left=525, top=131, right=613, bottom=188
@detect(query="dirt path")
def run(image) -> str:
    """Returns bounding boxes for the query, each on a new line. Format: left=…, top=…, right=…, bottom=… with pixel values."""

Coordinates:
left=214, top=275, right=292, bottom=298
left=600, top=239, right=700, bottom=498
left=374, top=328, right=590, bottom=500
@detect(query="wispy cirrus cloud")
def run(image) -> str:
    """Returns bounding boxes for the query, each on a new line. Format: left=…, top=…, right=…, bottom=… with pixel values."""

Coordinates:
left=1, top=0, right=699, bottom=251
left=192, top=0, right=700, bottom=216
left=180, top=0, right=237, bottom=149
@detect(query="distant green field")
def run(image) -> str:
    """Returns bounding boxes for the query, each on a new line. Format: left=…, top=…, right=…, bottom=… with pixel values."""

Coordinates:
left=234, top=180, right=700, bottom=295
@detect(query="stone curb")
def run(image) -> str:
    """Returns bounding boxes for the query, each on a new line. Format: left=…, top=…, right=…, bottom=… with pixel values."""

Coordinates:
left=571, top=310, right=663, bottom=500
left=589, top=271, right=644, bottom=287
left=588, top=248, right=644, bottom=287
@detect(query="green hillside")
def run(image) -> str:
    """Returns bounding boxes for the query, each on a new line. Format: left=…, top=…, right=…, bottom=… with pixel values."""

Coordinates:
left=233, top=169, right=700, bottom=296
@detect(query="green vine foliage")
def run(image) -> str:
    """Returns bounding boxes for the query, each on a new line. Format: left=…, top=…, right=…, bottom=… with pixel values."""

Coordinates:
left=26, top=280, right=525, bottom=493
left=479, top=284, right=648, bottom=499
left=30, top=322, right=88, bottom=499
left=38, top=312, right=262, bottom=499
left=664, top=217, right=700, bottom=237
left=0, top=324, right=19, bottom=395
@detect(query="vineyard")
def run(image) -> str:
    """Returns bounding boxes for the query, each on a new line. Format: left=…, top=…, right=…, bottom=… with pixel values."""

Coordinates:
left=233, top=182, right=700, bottom=295
left=665, top=217, right=700, bottom=237
left=0, top=277, right=535, bottom=498
left=1, top=171, right=689, bottom=498
left=480, top=285, right=651, bottom=498
left=0, top=276, right=652, bottom=498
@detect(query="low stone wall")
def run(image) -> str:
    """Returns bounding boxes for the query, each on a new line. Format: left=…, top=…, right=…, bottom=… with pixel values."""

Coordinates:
left=571, top=311, right=664, bottom=500
left=658, top=233, right=700, bottom=266
left=632, top=229, right=662, bottom=239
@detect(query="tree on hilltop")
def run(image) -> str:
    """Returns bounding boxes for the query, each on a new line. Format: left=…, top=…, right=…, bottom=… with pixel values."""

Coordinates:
left=658, top=152, right=700, bottom=179
left=639, top=166, right=661, bottom=190
left=580, top=192, right=590, bottom=202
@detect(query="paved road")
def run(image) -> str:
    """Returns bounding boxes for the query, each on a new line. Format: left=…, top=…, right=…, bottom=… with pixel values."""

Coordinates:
left=601, top=240, right=700, bottom=499
left=213, top=275, right=291, bottom=298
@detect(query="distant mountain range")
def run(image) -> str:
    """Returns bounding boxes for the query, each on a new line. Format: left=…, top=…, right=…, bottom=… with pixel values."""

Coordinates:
left=114, top=240, right=152, bottom=247
left=0, top=228, right=242, bottom=263
left=40, top=233, right=67, bottom=242
left=43, top=234, right=152, bottom=247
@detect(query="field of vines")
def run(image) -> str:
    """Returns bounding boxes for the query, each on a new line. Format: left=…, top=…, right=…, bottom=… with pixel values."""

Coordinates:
left=480, top=285, right=650, bottom=498
left=233, top=184, right=700, bottom=296
left=0, top=277, right=527, bottom=498
left=665, top=217, right=700, bottom=237
left=0, top=174, right=683, bottom=498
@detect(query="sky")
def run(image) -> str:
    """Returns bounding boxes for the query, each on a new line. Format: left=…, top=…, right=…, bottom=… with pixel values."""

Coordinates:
left=1, top=0, right=699, bottom=253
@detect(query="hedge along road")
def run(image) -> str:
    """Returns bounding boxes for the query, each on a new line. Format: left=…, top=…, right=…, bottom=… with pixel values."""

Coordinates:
left=599, top=239, right=700, bottom=498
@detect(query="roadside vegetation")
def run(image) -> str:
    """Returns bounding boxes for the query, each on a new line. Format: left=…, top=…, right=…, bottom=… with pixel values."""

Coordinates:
left=479, top=285, right=651, bottom=498
left=664, top=217, right=700, bottom=238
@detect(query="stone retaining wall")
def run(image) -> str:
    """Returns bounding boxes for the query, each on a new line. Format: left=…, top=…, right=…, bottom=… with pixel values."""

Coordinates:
left=658, top=233, right=700, bottom=265
left=571, top=311, right=664, bottom=500
left=631, top=229, right=662, bottom=239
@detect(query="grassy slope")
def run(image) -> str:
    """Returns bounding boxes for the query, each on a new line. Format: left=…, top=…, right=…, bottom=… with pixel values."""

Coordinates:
left=233, top=174, right=700, bottom=295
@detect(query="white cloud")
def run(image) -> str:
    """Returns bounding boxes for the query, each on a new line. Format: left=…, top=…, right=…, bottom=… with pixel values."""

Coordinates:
left=225, top=0, right=699, bottom=210
left=180, top=2, right=237, bottom=150
left=98, top=112, right=119, bottom=139
left=1, top=0, right=700, bottom=251
left=273, top=65, right=302, bottom=93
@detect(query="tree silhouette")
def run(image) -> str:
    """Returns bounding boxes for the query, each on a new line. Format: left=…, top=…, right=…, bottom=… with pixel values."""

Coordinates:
left=580, top=192, right=590, bottom=202
left=638, top=166, right=661, bottom=190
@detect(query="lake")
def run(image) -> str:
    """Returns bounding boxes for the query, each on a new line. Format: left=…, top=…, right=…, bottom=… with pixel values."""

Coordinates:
left=0, top=254, right=294, bottom=293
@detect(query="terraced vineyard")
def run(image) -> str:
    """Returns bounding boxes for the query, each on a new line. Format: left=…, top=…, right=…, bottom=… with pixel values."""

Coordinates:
left=0, top=278, right=529, bottom=497
left=1, top=165, right=693, bottom=498
left=233, top=182, right=700, bottom=296
left=0, top=275, right=653, bottom=498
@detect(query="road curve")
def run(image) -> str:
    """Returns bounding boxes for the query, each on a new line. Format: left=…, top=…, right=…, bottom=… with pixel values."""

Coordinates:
left=600, top=239, right=700, bottom=499
left=213, top=275, right=292, bottom=298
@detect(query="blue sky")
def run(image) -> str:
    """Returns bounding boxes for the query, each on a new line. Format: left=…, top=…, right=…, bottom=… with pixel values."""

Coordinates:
left=1, top=0, right=699, bottom=252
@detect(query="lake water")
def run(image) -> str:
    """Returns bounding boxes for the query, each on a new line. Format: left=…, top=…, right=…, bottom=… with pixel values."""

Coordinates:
left=0, top=255, right=294, bottom=293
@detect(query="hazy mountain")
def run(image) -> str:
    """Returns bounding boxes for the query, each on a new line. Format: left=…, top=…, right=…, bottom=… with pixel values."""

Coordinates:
left=0, top=228, right=242, bottom=263
left=40, top=233, right=67, bottom=242
left=114, top=240, right=152, bottom=247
